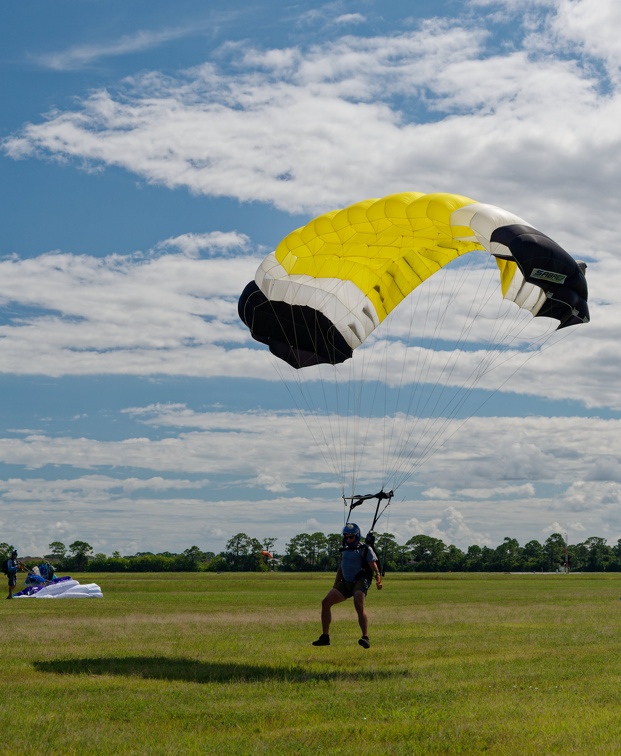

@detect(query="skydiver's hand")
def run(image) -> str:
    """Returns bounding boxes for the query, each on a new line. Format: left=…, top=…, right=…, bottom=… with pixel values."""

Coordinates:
left=376, top=579, right=383, bottom=590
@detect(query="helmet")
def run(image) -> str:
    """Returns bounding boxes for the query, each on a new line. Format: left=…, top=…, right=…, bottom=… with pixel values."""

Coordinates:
left=11, top=550, right=17, bottom=557
left=342, top=523, right=361, bottom=540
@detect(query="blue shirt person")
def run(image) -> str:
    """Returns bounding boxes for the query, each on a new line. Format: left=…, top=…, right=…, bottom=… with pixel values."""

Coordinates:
left=6, top=551, right=22, bottom=599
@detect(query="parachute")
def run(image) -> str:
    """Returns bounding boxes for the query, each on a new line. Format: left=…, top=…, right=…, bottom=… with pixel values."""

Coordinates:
left=239, top=192, right=588, bottom=369
left=238, top=192, right=589, bottom=515
left=13, top=576, right=103, bottom=598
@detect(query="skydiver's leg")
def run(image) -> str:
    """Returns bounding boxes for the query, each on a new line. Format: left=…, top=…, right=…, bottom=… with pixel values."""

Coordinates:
left=353, top=590, right=369, bottom=638
left=320, top=587, right=347, bottom=634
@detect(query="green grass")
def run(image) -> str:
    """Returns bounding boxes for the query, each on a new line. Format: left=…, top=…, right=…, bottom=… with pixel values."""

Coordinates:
left=2, top=572, right=621, bottom=754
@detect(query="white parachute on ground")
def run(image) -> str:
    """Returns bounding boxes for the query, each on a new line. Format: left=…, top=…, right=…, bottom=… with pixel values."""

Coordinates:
left=14, top=576, right=103, bottom=599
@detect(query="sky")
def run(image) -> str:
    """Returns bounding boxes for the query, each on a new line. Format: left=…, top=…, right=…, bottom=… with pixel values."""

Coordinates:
left=1, top=0, right=620, bottom=558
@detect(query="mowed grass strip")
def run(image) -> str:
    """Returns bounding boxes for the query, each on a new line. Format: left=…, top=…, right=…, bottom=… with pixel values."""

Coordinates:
left=2, top=572, right=621, bottom=754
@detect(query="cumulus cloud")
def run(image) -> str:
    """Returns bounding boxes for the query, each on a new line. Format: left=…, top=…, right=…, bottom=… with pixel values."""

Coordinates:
left=1, top=407, right=621, bottom=550
left=552, top=0, right=621, bottom=82
left=405, top=505, right=493, bottom=547
left=3, top=6, right=620, bottom=233
left=0, top=243, right=616, bottom=418
left=0, top=249, right=265, bottom=377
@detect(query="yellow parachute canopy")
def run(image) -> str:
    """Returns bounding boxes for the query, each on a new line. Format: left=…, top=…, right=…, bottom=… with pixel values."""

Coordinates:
left=239, top=191, right=588, bottom=369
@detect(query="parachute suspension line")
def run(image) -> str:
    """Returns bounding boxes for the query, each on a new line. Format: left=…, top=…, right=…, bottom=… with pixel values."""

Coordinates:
left=358, top=332, right=392, bottom=493
left=349, top=252, right=475, bottom=496
left=317, top=279, right=386, bottom=496
left=265, top=274, right=389, bottom=497
left=270, top=354, right=341, bottom=485
left=384, top=251, right=487, bottom=489
left=264, top=291, right=345, bottom=487
left=376, top=277, right=420, bottom=491
left=343, top=329, right=382, bottom=497
left=388, top=258, right=574, bottom=492
left=387, top=258, right=466, bottom=484
left=382, top=252, right=532, bottom=492
left=388, top=255, right=516, bottom=491
left=392, top=324, right=574, bottom=492
left=377, top=495, right=396, bottom=576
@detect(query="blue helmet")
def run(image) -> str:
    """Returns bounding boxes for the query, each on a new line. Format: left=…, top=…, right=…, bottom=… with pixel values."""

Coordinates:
left=342, top=522, right=361, bottom=541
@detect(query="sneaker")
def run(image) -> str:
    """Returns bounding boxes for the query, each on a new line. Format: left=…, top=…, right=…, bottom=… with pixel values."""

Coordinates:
left=358, top=636, right=370, bottom=649
left=312, top=634, right=330, bottom=646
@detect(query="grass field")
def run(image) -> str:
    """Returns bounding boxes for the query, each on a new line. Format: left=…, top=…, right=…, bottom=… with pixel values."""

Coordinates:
left=2, top=571, right=621, bottom=754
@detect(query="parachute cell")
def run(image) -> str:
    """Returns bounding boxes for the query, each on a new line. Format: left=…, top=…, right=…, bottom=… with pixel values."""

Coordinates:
left=238, top=192, right=589, bottom=369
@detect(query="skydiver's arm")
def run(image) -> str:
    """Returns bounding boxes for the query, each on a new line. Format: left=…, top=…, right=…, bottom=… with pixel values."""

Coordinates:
left=369, top=560, right=382, bottom=590
left=333, top=556, right=343, bottom=587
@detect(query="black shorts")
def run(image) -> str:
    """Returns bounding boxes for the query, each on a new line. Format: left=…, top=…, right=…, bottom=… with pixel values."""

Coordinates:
left=334, top=577, right=370, bottom=598
left=8, top=575, right=17, bottom=588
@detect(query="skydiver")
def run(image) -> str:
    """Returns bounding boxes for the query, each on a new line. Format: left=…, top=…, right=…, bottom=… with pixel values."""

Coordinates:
left=311, top=522, right=382, bottom=649
left=5, top=550, right=23, bottom=599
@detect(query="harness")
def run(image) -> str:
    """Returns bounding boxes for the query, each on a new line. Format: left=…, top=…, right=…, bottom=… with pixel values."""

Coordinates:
left=339, top=542, right=375, bottom=584
left=355, top=543, right=375, bottom=583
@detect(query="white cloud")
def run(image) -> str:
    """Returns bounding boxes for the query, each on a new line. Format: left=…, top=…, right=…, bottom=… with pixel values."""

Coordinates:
left=405, top=506, right=493, bottom=547
left=335, top=13, right=366, bottom=25
left=31, top=26, right=204, bottom=70
left=3, top=407, right=621, bottom=552
left=0, top=250, right=264, bottom=377
left=552, top=0, right=621, bottom=82
left=156, top=231, right=251, bottom=258
left=0, top=244, right=616, bottom=420
left=4, top=12, right=620, bottom=234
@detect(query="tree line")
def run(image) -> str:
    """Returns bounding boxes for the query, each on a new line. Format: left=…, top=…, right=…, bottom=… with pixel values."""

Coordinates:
left=3, top=532, right=621, bottom=573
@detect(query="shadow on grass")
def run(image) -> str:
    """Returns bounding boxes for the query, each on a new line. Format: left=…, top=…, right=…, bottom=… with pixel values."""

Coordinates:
left=34, top=657, right=410, bottom=684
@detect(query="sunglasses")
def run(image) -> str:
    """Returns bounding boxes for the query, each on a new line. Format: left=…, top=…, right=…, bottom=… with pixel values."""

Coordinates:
left=344, top=534, right=356, bottom=540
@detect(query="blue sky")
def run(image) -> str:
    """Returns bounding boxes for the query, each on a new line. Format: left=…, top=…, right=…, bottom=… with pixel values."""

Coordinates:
left=1, top=0, right=620, bottom=557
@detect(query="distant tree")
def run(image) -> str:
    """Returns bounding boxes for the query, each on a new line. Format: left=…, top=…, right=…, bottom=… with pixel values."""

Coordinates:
left=283, top=532, right=336, bottom=571
left=491, top=537, right=523, bottom=572
left=48, top=541, right=66, bottom=560
left=0, top=542, right=14, bottom=559
left=324, top=534, right=342, bottom=565
left=444, top=544, right=466, bottom=571
left=130, top=554, right=175, bottom=572
left=544, top=533, right=567, bottom=571
left=224, top=533, right=263, bottom=571
left=568, top=542, right=587, bottom=571
left=182, top=546, right=203, bottom=570
left=464, top=544, right=484, bottom=571
left=373, top=533, right=402, bottom=572
left=68, top=540, right=94, bottom=571
left=523, top=540, right=547, bottom=571
left=610, top=539, right=621, bottom=572
left=582, top=536, right=614, bottom=571
left=405, top=535, right=448, bottom=571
